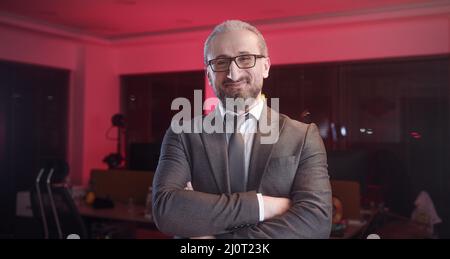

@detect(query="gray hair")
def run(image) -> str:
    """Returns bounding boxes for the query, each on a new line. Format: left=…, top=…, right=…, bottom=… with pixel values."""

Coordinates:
left=203, top=20, right=268, bottom=65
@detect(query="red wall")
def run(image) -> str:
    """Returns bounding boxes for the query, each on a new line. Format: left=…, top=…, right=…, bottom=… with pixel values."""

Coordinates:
left=79, top=46, right=119, bottom=186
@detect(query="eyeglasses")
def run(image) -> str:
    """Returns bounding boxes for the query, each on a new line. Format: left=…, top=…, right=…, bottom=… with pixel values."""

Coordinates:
left=208, top=54, right=265, bottom=72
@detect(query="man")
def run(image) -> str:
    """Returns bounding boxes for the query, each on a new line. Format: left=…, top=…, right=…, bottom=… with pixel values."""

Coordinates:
left=152, top=20, right=332, bottom=238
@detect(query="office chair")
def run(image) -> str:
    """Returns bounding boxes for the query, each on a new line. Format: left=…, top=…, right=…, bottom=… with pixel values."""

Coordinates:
left=30, top=159, right=88, bottom=239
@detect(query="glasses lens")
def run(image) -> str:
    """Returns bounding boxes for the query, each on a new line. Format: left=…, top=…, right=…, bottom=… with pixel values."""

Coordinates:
left=211, top=58, right=230, bottom=71
left=236, top=55, right=256, bottom=68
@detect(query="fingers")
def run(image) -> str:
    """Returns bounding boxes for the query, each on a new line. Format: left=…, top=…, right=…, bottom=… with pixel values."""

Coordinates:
left=184, top=181, right=194, bottom=191
left=262, top=195, right=292, bottom=219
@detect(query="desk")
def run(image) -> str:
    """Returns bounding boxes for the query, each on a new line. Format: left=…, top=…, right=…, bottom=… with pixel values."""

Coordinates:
left=330, top=220, right=367, bottom=239
left=77, top=202, right=168, bottom=238
left=77, top=202, right=153, bottom=225
left=330, top=209, right=377, bottom=239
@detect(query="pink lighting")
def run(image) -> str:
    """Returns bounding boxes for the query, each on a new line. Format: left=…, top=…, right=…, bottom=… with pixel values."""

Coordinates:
left=410, top=131, right=422, bottom=139
left=0, top=1, right=448, bottom=187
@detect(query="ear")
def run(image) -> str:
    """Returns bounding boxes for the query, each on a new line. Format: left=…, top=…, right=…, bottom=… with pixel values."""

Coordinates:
left=262, top=57, right=271, bottom=79
left=206, top=69, right=213, bottom=86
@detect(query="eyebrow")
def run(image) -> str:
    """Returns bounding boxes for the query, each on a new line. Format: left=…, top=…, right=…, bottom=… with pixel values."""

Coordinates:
left=214, top=55, right=229, bottom=59
left=213, top=51, right=252, bottom=59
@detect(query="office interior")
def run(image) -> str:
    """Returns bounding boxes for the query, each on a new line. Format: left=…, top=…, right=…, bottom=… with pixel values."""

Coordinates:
left=0, top=0, right=449, bottom=239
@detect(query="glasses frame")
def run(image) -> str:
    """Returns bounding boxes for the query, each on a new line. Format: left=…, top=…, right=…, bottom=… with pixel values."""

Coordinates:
left=207, top=54, right=266, bottom=72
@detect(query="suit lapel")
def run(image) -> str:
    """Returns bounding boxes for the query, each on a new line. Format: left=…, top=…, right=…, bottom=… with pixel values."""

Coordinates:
left=200, top=109, right=229, bottom=194
left=200, top=105, right=286, bottom=193
left=247, top=105, right=286, bottom=191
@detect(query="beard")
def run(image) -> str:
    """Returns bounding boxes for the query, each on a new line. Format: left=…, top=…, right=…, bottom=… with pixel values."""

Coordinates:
left=214, top=76, right=262, bottom=107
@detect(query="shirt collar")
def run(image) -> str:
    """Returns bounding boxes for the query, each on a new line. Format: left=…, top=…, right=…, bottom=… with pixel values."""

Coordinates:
left=218, top=94, right=264, bottom=121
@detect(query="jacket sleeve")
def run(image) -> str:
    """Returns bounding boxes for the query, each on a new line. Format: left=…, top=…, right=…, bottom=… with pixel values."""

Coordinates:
left=152, top=127, right=260, bottom=237
left=216, top=123, right=332, bottom=239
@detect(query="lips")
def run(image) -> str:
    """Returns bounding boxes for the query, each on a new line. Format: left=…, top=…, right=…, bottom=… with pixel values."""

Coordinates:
left=224, top=80, right=246, bottom=88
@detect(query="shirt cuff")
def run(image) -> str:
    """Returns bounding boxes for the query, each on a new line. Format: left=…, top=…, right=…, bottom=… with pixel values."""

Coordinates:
left=256, top=193, right=264, bottom=222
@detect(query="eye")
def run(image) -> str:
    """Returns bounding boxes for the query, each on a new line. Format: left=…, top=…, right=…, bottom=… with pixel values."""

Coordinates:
left=214, top=59, right=229, bottom=66
left=237, top=55, right=252, bottom=62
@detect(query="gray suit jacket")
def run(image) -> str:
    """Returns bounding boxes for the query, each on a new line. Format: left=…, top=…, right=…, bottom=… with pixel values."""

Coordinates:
left=152, top=105, right=332, bottom=238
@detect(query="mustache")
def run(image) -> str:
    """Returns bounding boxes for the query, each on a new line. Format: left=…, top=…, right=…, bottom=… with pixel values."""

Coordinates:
left=223, top=77, right=249, bottom=85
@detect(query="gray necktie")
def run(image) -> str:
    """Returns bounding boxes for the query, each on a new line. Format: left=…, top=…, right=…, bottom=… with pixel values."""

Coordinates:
left=227, top=114, right=246, bottom=193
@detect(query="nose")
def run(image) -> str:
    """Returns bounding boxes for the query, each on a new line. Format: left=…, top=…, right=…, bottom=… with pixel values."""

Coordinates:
left=226, top=60, right=241, bottom=81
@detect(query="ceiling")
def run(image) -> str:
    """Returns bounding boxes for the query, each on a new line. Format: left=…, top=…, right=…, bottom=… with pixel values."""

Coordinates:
left=0, top=0, right=448, bottom=40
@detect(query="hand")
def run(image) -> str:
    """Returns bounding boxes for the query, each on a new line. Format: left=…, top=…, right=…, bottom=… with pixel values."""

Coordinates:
left=184, top=181, right=193, bottom=191
left=263, top=196, right=291, bottom=220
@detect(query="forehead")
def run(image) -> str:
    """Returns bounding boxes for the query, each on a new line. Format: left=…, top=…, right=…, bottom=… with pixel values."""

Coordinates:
left=209, top=30, right=260, bottom=58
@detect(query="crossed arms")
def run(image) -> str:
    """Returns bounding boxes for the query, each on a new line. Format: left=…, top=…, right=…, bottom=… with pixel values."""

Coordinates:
left=152, top=124, right=332, bottom=238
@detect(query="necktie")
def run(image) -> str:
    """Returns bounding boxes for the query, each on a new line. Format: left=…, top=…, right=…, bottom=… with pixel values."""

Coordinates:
left=227, top=114, right=246, bottom=193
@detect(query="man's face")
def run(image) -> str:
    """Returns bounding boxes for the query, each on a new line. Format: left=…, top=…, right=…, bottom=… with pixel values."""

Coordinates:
left=206, top=30, right=270, bottom=105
